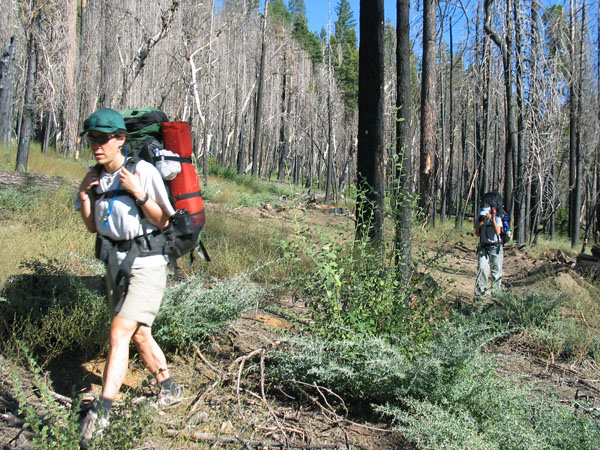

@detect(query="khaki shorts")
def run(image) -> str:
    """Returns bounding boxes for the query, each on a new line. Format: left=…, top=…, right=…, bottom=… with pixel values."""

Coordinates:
left=106, top=265, right=168, bottom=327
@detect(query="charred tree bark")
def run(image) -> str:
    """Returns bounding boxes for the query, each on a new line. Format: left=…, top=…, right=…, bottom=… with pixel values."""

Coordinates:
left=418, top=0, right=438, bottom=222
left=252, top=0, right=268, bottom=177
left=0, top=37, right=16, bottom=148
left=277, top=54, right=289, bottom=181
left=394, top=0, right=413, bottom=282
left=15, top=32, right=37, bottom=172
left=356, top=0, right=385, bottom=244
left=446, top=23, right=455, bottom=217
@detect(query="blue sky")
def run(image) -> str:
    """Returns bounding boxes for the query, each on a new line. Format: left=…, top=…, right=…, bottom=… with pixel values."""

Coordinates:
left=303, top=0, right=397, bottom=38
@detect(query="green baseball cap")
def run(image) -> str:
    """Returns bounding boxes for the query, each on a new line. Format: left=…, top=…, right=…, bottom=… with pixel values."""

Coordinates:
left=81, top=108, right=127, bottom=135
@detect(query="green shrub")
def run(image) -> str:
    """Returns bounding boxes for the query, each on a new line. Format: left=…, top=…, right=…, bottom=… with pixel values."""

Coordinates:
left=378, top=388, right=600, bottom=450
left=89, top=398, right=154, bottom=449
left=153, top=272, right=268, bottom=352
left=0, top=258, right=108, bottom=365
left=487, top=291, right=566, bottom=329
left=281, top=224, right=445, bottom=341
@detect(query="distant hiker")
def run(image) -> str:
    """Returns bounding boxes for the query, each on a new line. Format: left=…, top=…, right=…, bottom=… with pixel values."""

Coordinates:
left=75, top=108, right=182, bottom=447
left=474, top=191, right=504, bottom=297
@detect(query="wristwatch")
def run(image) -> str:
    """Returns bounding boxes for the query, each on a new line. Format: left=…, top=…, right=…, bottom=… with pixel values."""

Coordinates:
left=135, top=192, right=149, bottom=207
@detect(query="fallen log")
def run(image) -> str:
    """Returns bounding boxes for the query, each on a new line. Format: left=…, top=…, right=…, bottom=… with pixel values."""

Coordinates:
left=0, top=170, right=78, bottom=191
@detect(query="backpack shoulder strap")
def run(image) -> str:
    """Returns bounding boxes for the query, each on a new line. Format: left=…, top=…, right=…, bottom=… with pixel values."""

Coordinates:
left=125, top=154, right=140, bottom=173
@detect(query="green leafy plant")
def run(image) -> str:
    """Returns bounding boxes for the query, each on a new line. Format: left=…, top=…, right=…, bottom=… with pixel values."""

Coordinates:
left=281, top=221, right=445, bottom=342
left=88, top=398, right=154, bottom=449
left=10, top=344, right=81, bottom=450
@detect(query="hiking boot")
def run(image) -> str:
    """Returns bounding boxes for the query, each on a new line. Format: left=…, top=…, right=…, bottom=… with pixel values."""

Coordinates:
left=79, top=405, right=109, bottom=449
left=155, top=383, right=183, bottom=409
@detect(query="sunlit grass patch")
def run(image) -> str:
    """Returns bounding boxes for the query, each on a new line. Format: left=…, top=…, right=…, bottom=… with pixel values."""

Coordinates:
left=180, top=204, right=292, bottom=283
left=0, top=142, right=89, bottom=179
left=0, top=185, right=94, bottom=287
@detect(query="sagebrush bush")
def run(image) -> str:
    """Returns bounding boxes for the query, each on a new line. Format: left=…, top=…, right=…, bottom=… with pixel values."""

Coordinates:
left=268, top=335, right=411, bottom=403
left=378, top=385, right=600, bottom=450
left=153, top=271, right=268, bottom=352
left=270, top=316, right=600, bottom=449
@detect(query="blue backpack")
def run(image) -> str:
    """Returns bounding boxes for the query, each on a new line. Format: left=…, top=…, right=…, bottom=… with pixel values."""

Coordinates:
left=501, top=212, right=512, bottom=244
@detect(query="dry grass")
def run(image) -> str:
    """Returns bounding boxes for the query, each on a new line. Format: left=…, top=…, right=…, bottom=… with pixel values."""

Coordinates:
left=0, top=142, right=89, bottom=179
left=0, top=186, right=95, bottom=287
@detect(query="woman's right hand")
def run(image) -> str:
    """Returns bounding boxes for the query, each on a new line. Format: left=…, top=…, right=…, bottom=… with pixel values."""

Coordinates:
left=79, top=167, right=100, bottom=199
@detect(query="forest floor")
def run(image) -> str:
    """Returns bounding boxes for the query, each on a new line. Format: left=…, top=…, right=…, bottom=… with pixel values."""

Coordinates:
left=1, top=196, right=599, bottom=449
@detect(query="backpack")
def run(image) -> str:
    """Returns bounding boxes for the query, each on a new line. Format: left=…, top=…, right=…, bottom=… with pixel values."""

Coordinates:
left=93, top=107, right=208, bottom=288
left=122, top=107, right=207, bottom=258
left=500, top=212, right=512, bottom=244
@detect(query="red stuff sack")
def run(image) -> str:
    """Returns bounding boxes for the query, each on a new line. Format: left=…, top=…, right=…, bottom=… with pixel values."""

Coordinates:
left=161, top=121, right=206, bottom=259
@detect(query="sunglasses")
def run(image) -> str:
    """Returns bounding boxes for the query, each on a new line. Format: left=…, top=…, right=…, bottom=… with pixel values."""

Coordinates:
left=87, top=134, right=116, bottom=145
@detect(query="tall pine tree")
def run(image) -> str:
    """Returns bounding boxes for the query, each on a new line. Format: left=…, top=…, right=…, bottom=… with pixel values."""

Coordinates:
left=289, top=0, right=322, bottom=62
left=332, top=0, right=359, bottom=109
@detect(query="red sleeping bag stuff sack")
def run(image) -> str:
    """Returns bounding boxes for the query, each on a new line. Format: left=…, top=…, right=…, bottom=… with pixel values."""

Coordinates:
left=162, top=121, right=205, bottom=229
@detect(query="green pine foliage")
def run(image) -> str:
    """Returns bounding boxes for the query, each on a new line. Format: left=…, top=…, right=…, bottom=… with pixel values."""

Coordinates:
left=292, top=14, right=323, bottom=63
left=332, top=0, right=359, bottom=109
left=269, top=0, right=292, bottom=29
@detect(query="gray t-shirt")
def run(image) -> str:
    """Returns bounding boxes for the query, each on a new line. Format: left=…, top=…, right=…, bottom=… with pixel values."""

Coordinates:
left=477, top=216, right=502, bottom=244
left=77, top=159, right=175, bottom=268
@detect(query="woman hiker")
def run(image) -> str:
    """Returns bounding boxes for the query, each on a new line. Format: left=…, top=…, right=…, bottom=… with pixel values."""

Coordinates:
left=474, top=192, right=504, bottom=297
left=76, top=108, right=181, bottom=446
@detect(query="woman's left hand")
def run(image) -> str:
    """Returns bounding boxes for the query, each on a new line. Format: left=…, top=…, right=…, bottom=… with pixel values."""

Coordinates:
left=119, top=166, right=144, bottom=198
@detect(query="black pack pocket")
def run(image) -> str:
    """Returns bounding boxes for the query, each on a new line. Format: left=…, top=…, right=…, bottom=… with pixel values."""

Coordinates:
left=164, top=209, right=203, bottom=260
left=95, top=235, right=111, bottom=263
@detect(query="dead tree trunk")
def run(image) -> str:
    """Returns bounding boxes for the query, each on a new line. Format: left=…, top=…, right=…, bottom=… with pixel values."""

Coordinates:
left=15, top=33, right=37, bottom=172
left=252, top=0, right=269, bottom=177
left=0, top=37, right=16, bottom=148
left=356, top=0, right=385, bottom=244
left=394, top=0, right=413, bottom=282
left=61, top=0, right=79, bottom=157
left=418, top=0, right=438, bottom=222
